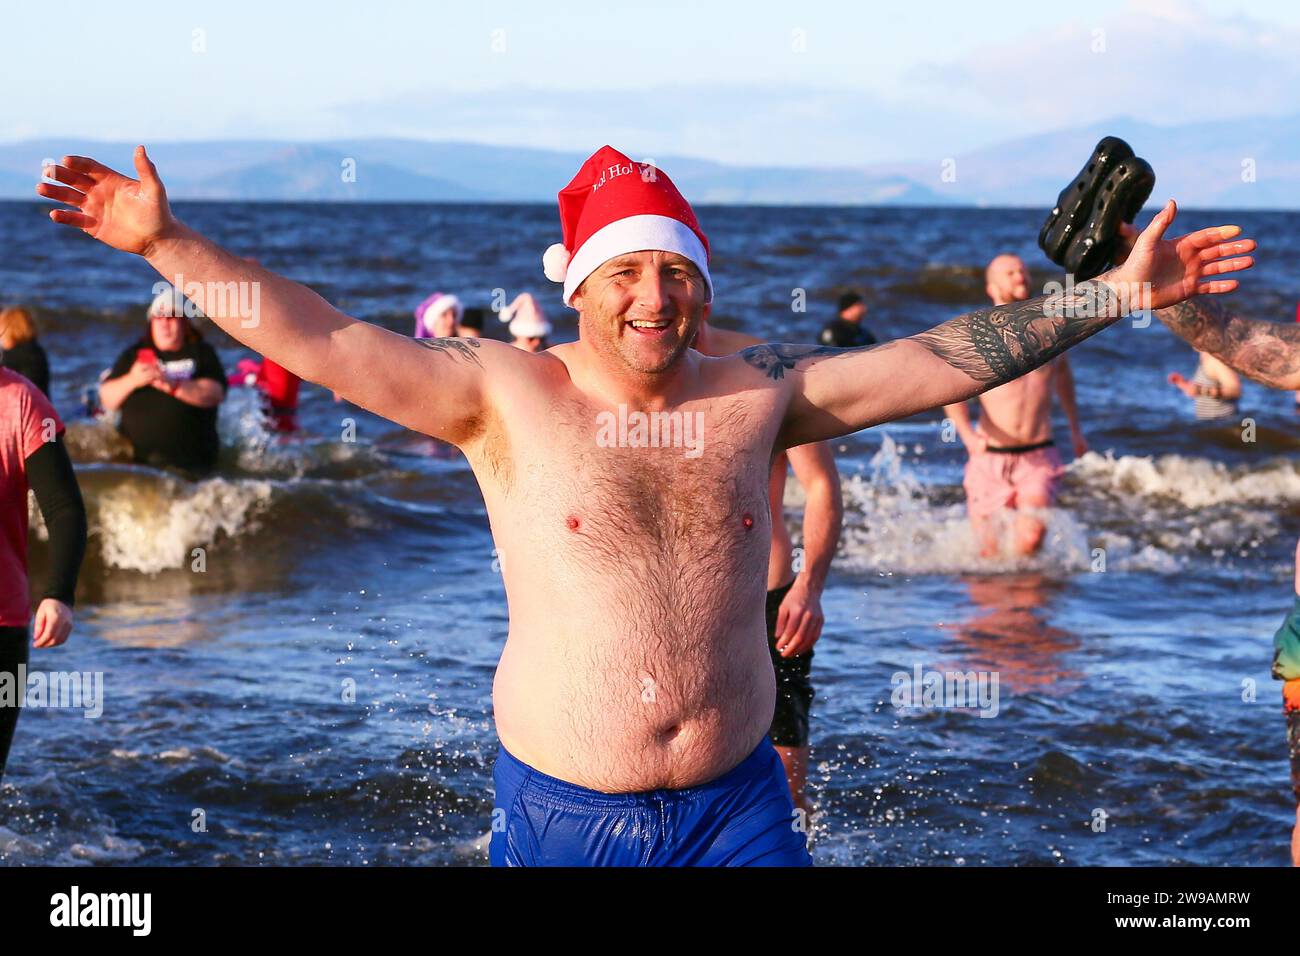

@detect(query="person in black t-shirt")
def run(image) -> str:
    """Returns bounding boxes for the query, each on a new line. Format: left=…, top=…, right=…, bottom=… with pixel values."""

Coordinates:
left=99, top=290, right=227, bottom=474
left=818, top=291, right=877, bottom=348
left=0, top=306, right=52, bottom=397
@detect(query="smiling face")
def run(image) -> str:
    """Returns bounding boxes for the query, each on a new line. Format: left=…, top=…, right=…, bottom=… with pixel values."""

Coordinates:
left=571, top=250, right=709, bottom=376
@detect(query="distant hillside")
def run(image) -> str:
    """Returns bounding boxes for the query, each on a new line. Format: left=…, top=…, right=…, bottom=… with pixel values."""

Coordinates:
left=881, top=114, right=1300, bottom=209
left=3, top=113, right=1297, bottom=207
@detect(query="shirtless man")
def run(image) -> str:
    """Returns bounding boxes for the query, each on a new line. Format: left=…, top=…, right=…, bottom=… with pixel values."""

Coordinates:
left=1147, top=287, right=1300, bottom=868
left=36, top=144, right=1252, bottom=866
left=693, top=319, right=843, bottom=814
left=943, top=254, right=1088, bottom=558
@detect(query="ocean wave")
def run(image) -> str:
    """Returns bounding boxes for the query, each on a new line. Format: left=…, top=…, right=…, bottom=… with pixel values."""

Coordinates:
left=828, top=436, right=1293, bottom=576
left=1070, top=449, right=1300, bottom=508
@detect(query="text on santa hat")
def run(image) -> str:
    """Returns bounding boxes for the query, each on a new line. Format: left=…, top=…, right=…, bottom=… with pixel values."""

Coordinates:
left=591, top=161, right=651, bottom=193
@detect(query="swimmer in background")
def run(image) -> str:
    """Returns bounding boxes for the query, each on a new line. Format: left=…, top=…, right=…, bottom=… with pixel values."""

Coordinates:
left=229, top=354, right=301, bottom=432
left=415, top=292, right=463, bottom=340
left=98, top=288, right=227, bottom=474
left=942, top=254, right=1087, bottom=558
left=1167, top=350, right=1241, bottom=421
left=819, top=291, right=876, bottom=348
left=501, top=293, right=552, bottom=352
left=0, top=306, right=51, bottom=397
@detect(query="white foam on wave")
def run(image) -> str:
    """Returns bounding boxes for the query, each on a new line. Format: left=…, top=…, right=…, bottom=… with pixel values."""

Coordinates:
left=92, top=474, right=274, bottom=574
left=1070, top=449, right=1300, bottom=508
left=833, top=436, right=1099, bottom=575
left=220, top=381, right=383, bottom=476
left=824, top=436, right=1291, bottom=577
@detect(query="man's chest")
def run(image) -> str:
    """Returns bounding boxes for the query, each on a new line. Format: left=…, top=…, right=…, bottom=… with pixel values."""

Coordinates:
left=478, top=395, right=779, bottom=552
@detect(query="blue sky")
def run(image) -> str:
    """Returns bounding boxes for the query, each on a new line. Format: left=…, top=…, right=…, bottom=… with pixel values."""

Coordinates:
left=3, top=0, right=1297, bottom=165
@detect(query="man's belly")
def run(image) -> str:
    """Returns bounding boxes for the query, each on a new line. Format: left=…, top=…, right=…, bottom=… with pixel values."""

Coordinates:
left=978, top=404, right=1053, bottom=446
left=492, top=618, right=775, bottom=792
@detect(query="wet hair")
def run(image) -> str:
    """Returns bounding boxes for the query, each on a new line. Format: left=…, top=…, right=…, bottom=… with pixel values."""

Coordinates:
left=460, top=307, right=485, bottom=331
left=837, top=291, right=864, bottom=313
left=0, top=306, right=38, bottom=347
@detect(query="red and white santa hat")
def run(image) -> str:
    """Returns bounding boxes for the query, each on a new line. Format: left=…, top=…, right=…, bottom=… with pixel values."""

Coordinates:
left=542, top=146, right=712, bottom=306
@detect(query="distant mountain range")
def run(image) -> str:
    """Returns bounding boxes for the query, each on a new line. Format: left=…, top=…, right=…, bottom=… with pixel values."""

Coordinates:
left=3, top=113, right=1296, bottom=208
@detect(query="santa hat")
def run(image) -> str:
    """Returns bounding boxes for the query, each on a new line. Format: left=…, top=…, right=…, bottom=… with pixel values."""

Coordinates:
left=500, top=293, right=552, bottom=339
left=147, top=286, right=200, bottom=324
left=414, top=292, right=462, bottom=338
left=542, top=146, right=711, bottom=306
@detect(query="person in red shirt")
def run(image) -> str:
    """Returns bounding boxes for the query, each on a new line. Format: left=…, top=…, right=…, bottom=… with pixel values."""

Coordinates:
left=0, top=368, right=87, bottom=780
left=230, top=355, right=301, bottom=432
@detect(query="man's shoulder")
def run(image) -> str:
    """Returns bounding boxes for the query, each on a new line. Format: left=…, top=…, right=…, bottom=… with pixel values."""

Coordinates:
left=699, top=324, right=765, bottom=356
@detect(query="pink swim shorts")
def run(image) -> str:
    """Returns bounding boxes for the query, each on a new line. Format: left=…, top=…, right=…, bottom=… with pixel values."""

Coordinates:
left=963, top=442, right=1064, bottom=521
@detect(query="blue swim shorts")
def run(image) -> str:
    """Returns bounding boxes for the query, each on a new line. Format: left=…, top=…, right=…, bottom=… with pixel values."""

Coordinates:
left=488, top=736, right=812, bottom=867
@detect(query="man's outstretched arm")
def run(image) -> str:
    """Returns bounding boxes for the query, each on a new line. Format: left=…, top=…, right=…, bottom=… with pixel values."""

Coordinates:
left=37, top=147, right=513, bottom=445
left=754, top=202, right=1255, bottom=448
left=1157, top=298, right=1300, bottom=391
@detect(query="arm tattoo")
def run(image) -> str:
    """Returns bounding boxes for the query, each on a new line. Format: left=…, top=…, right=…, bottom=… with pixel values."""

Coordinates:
left=740, top=342, right=896, bottom=380
left=1157, top=299, right=1300, bottom=390
left=911, top=281, right=1122, bottom=386
left=415, top=336, right=483, bottom=367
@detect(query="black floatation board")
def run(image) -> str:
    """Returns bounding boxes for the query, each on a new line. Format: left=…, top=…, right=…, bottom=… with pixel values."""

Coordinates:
left=1038, top=136, right=1155, bottom=282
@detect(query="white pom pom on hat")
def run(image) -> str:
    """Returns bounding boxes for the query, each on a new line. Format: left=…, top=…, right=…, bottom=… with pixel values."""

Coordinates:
left=542, top=243, right=570, bottom=283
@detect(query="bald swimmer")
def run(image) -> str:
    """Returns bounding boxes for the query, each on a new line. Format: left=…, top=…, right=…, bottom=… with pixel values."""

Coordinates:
left=943, top=254, right=1088, bottom=558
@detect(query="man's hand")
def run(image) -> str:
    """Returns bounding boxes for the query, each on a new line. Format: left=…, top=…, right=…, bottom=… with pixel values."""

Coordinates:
left=1070, top=429, right=1088, bottom=458
left=32, top=599, right=73, bottom=649
left=37, top=146, right=176, bottom=257
left=1167, top=371, right=1202, bottom=398
left=1107, top=201, right=1255, bottom=311
left=774, top=579, right=825, bottom=658
left=960, top=429, right=988, bottom=457
left=130, top=360, right=164, bottom=389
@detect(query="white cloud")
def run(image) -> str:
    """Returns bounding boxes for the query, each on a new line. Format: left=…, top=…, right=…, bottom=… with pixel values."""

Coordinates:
left=909, top=0, right=1300, bottom=132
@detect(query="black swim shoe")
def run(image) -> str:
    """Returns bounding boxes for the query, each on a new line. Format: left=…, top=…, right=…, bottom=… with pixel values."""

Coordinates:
left=1038, top=136, right=1155, bottom=281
